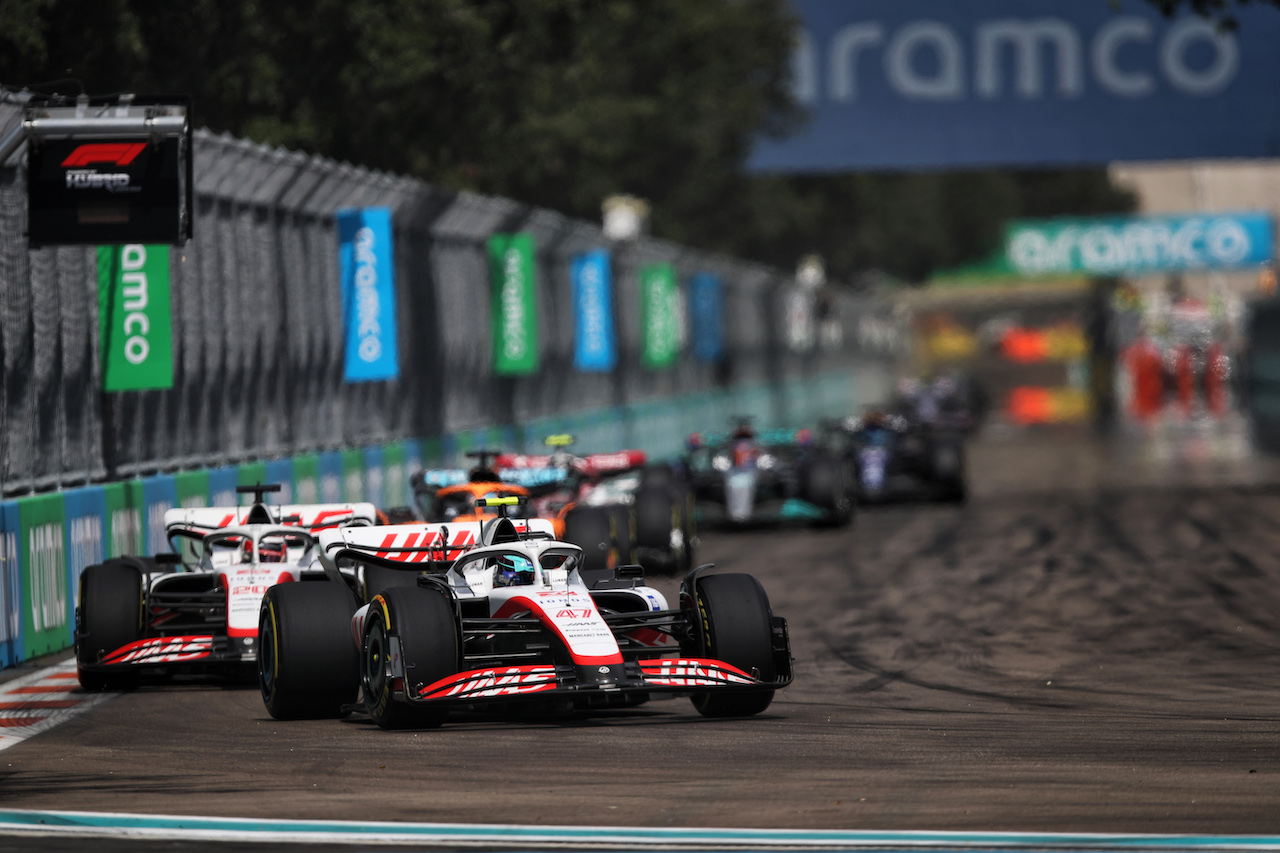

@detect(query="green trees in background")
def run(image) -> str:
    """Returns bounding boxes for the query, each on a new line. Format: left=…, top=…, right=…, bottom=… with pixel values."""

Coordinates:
left=3, top=0, right=1217, bottom=284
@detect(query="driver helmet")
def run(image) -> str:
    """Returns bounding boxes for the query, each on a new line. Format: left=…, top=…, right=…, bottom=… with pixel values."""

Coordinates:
left=493, top=553, right=535, bottom=587
left=259, top=539, right=287, bottom=563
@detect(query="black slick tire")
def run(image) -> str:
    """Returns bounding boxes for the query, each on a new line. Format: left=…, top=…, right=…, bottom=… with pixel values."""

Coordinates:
left=363, top=586, right=458, bottom=729
left=363, top=565, right=420, bottom=603
left=258, top=582, right=360, bottom=720
left=563, top=505, right=613, bottom=579
left=688, top=573, right=776, bottom=718
left=803, top=454, right=854, bottom=527
left=76, top=560, right=143, bottom=691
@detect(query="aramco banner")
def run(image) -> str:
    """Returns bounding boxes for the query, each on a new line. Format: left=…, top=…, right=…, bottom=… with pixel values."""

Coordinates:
left=337, top=207, right=399, bottom=382
left=640, top=263, right=680, bottom=369
left=488, top=233, right=539, bottom=375
left=96, top=244, right=173, bottom=391
left=689, top=273, right=724, bottom=363
left=752, top=1, right=1280, bottom=171
left=571, top=249, right=617, bottom=372
left=1005, top=212, right=1276, bottom=276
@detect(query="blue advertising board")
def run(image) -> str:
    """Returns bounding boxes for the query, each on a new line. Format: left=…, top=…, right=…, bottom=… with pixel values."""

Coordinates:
left=141, top=475, right=177, bottom=555
left=689, top=273, right=724, bottom=363
left=63, top=486, right=107, bottom=646
left=338, top=207, right=399, bottom=381
left=0, top=501, right=19, bottom=668
left=209, top=466, right=239, bottom=508
left=752, top=1, right=1280, bottom=171
left=362, top=447, right=385, bottom=508
left=1006, top=211, right=1276, bottom=275
left=319, top=452, right=344, bottom=503
left=264, top=459, right=294, bottom=503
left=571, top=250, right=617, bottom=372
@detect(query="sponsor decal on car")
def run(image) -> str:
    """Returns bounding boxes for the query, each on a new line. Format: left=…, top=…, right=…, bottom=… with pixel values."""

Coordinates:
left=417, top=665, right=558, bottom=700
left=638, top=658, right=756, bottom=688
left=101, top=635, right=213, bottom=665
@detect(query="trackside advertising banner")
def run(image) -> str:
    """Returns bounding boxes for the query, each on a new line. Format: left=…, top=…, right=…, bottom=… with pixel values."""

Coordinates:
left=63, top=486, right=107, bottom=644
left=690, top=273, right=724, bottom=363
left=753, top=1, right=1280, bottom=171
left=571, top=249, right=617, bottom=372
left=338, top=207, right=399, bottom=382
left=488, top=233, right=539, bottom=375
left=0, top=502, right=20, bottom=668
left=96, top=244, right=173, bottom=391
left=19, top=493, right=67, bottom=659
left=640, top=263, right=680, bottom=369
left=1006, top=212, right=1276, bottom=276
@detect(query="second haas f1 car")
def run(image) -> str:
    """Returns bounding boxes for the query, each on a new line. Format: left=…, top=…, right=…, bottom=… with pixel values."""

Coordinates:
left=258, top=497, right=791, bottom=728
left=74, top=485, right=378, bottom=690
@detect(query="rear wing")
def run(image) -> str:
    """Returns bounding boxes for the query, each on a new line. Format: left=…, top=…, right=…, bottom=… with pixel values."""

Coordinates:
left=413, top=468, right=570, bottom=490
left=495, top=450, right=645, bottom=477
left=317, top=518, right=557, bottom=571
left=163, top=503, right=379, bottom=535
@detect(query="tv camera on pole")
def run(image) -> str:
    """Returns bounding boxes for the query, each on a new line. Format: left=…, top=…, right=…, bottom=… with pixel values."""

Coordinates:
left=0, top=93, right=192, bottom=247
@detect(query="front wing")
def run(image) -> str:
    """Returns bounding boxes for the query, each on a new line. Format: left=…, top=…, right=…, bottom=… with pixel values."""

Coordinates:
left=405, top=656, right=785, bottom=705
left=77, top=634, right=252, bottom=672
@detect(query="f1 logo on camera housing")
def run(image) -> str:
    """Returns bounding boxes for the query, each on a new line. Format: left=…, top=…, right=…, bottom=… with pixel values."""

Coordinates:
left=13, top=94, right=192, bottom=247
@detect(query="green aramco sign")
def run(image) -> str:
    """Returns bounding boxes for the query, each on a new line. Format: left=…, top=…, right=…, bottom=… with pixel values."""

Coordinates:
left=96, top=244, right=173, bottom=391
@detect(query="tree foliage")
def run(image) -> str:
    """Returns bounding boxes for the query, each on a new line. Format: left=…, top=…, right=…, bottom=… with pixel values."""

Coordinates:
left=0, top=0, right=1193, bottom=283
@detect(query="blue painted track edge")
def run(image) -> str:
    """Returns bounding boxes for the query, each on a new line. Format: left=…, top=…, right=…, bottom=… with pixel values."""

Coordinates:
left=0, top=809, right=1278, bottom=850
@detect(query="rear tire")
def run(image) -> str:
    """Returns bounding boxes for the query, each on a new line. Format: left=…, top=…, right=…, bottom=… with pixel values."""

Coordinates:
left=802, top=454, right=854, bottom=527
left=363, top=565, right=421, bottom=603
left=687, top=574, right=777, bottom=718
left=563, top=506, right=613, bottom=579
left=76, top=560, right=143, bottom=691
left=606, top=504, right=635, bottom=566
left=363, top=587, right=458, bottom=729
left=259, top=583, right=360, bottom=720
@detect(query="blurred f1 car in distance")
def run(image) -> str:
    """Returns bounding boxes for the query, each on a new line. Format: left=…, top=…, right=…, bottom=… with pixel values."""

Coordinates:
left=498, top=435, right=696, bottom=577
left=823, top=411, right=966, bottom=504
left=410, top=438, right=694, bottom=578
left=682, top=420, right=853, bottom=527
left=257, top=496, right=791, bottom=727
left=74, top=484, right=379, bottom=691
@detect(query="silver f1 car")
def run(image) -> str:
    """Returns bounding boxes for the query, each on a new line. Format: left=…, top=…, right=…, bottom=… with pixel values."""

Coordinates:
left=257, top=498, right=791, bottom=727
left=74, top=485, right=378, bottom=690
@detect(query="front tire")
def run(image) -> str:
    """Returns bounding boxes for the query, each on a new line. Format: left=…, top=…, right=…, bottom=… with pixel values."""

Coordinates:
left=687, top=574, right=777, bottom=718
left=76, top=560, right=143, bottom=691
left=363, top=586, right=459, bottom=729
left=259, top=583, right=360, bottom=719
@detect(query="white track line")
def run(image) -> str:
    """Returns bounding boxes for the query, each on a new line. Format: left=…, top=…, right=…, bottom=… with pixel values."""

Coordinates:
left=0, top=658, right=118, bottom=752
left=0, top=809, right=1279, bottom=850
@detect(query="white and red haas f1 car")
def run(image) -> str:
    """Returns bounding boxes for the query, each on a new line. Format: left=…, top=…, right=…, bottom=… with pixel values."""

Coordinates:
left=75, top=485, right=378, bottom=690
left=258, top=497, right=791, bottom=728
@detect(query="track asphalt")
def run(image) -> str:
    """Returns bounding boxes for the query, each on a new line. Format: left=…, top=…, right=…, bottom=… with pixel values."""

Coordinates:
left=1, top=427, right=1278, bottom=849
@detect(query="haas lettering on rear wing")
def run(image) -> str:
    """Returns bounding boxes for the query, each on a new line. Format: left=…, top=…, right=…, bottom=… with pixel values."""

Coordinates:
left=164, top=503, right=379, bottom=534
left=317, top=518, right=557, bottom=571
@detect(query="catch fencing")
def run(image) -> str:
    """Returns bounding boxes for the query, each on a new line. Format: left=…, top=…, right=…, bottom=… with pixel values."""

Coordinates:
left=0, top=91, right=905, bottom=668
left=0, top=90, right=901, bottom=496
